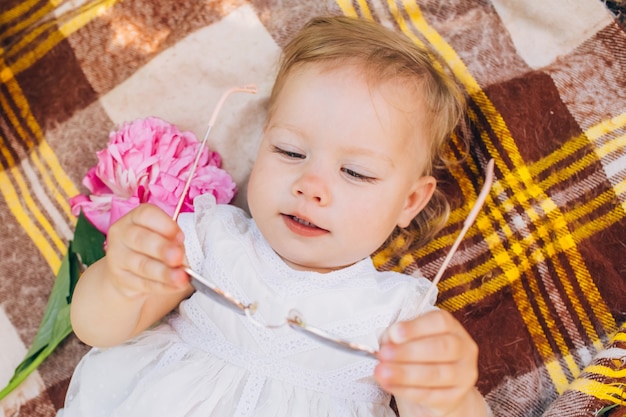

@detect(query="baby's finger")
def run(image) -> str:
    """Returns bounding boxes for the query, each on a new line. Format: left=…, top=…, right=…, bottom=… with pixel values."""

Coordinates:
left=111, top=259, right=188, bottom=298
left=128, top=204, right=184, bottom=240
left=124, top=250, right=187, bottom=285
left=107, top=205, right=186, bottom=267
left=121, top=223, right=185, bottom=267
left=375, top=361, right=461, bottom=389
left=108, top=205, right=184, bottom=254
left=385, top=310, right=467, bottom=344
left=378, top=333, right=471, bottom=364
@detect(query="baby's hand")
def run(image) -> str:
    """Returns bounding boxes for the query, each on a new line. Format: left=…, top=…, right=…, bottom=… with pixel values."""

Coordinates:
left=375, top=310, right=487, bottom=417
left=104, top=204, right=188, bottom=299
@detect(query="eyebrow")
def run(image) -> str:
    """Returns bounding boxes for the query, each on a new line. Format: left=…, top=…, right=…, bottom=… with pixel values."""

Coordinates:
left=264, top=124, right=305, bottom=141
left=339, top=145, right=396, bottom=168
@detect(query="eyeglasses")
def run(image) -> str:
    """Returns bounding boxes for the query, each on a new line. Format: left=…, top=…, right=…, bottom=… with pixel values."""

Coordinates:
left=174, top=85, right=495, bottom=358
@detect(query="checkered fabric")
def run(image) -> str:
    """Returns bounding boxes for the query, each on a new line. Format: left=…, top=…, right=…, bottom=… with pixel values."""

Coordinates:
left=0, top=1, right=624, bottom=416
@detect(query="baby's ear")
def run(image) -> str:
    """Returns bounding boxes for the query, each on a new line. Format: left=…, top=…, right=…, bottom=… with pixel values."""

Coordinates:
left=396, top=176, right=436, bottom=228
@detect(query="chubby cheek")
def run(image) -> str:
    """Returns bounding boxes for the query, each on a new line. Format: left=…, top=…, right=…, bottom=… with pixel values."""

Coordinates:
left=250, top=155, right=284, bottom=186
left=246, top=175, right=260, bottom=218
left=349, top=199, right=401, bottom=241
left=340, top=213, right=394, bottom=260
left=247, top=162, right=274, bottom=213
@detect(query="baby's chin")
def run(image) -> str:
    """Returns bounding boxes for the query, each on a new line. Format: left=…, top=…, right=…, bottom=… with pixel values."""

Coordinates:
left=276, top=252, right=359, bottom=274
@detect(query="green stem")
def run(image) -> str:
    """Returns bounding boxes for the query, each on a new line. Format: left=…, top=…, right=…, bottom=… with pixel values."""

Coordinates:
left=0, top=328, right=72, bottom=401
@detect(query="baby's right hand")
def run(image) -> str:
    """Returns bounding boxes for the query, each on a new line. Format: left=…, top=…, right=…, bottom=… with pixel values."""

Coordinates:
left=103, top=204, right=189, bottom=299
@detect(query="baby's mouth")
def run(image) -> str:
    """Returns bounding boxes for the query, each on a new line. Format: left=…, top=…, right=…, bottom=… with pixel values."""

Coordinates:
left=290, top=215, right=318, bottom=228
left=282, top=214, right=329, bottom=235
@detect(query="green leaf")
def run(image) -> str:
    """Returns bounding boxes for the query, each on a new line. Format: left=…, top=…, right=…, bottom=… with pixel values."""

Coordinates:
left=0, top=250, right=74, bottom=400
left=596, top=404, right=620, bottom=416
left=0, top=304, right=73, bottom=401
left=72, top=211, right=106, bottom=266
left=0, top=211, right=106, bottom=400
left=67, top=242, right=82, bottom=305
left=67, top=211, right=105, bottom=303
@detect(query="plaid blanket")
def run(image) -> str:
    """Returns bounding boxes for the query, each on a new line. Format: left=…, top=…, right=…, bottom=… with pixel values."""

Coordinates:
left=1, top=0, right=624, bottom=416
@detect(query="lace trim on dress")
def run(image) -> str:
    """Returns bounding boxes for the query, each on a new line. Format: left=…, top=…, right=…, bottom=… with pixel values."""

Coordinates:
left=178, top=213, right=203, bottom=271
left=233, top=373, right=266, bottom=417
left=170, top=298, right=390, bottom=406
left=270, top=310, right=397, bottom=357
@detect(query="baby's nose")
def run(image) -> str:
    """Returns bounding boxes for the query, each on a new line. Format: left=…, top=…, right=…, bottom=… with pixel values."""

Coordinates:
left=292, top=171, right=331, bottom=206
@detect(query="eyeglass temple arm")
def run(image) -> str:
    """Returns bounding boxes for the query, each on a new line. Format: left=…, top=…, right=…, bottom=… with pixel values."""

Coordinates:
left=172, top=84, right=258, bottom=221
left=413, top=158, right=495, bottom=314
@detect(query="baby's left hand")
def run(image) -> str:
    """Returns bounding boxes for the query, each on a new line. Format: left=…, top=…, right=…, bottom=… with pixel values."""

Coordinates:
left=374, top=310, right=487, bottom=417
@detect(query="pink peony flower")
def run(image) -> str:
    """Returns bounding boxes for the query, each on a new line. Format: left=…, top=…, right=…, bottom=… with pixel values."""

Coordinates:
left=69, top=117, right=236, bottom=234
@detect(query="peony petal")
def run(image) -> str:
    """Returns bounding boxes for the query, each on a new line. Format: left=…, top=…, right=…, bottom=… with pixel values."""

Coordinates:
left=81, top=168, right=111, bottom=195
left=109, top=195, right=141, bottom=228
left=189, top=165, right=237, bottom=204
left=68, top=194, right=90, bottom=217
left=71, top=194, right=113, bottom=234
left=146, top=187, right=179, bottom=217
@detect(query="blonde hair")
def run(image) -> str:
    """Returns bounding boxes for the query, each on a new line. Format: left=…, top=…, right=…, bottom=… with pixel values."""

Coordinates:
left=268, top=15, right=466, bottom=250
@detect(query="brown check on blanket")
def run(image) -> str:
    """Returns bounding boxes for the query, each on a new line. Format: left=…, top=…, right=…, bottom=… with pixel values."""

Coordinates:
left=0, top=0, right=625, bottom=416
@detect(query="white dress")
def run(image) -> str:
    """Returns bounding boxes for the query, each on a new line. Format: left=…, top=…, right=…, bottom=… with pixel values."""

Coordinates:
left=60, top=194, right=437, bottom=417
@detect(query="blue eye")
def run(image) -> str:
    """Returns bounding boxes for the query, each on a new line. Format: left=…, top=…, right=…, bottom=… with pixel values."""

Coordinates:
left=272, top=146, right=305, bottom=159
left=342, top=168, right=377, bottom=183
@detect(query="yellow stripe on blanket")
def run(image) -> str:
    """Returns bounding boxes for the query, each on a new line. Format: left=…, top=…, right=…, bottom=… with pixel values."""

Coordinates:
left=0, top=64, right=69, bottom=273
left=0, top=0, right=120, bottom=79
left=585, top=365, right=626, bottom=380
left=0, top=151, right=63, bottom=273
left=441, top=119, right=621, bottom=327
left=613, top=329, right=626, bottom=343
left=335, top=0, right=374, bottom=20
left=355, top=0, right=374, bottom=20
left=570, top=378, right=626, bottom=403
left=587, top=111, right=626, bottom=141
left=0, top=1, right=55, bottom=43
left=335, top=0, right=358, bottom=18
left=0, top=0, right=44, bottom=25
left=0, top=1, right=119, bottom=272
left=0, top=78, right=77, bottom=218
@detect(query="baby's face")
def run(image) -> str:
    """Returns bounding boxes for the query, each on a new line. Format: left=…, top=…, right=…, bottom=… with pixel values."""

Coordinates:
left=247, top=63, right=435, bottom=273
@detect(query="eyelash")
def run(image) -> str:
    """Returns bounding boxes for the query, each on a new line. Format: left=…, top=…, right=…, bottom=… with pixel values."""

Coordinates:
left=272, top=146, right=305, bottom=159
left=341, top=168, right=377, bottom=183
left=272, top=146, right=377, bottom=183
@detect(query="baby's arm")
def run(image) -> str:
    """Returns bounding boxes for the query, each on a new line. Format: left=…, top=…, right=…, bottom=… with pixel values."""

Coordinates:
left=375, top=310, right=489, bottom=417
left=70, top=204, right=193, bottom=348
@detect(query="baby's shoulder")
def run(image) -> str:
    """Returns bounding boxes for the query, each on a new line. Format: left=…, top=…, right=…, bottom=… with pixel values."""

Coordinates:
left=358, top=270, right=432, bottom=297
left=370, top=269, right=438, bottom=319
left=371, top=268, right=431, bottom=290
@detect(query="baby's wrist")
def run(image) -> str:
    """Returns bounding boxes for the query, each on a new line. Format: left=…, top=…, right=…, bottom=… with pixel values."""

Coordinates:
left=446, top=388, right=490, bottom=417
